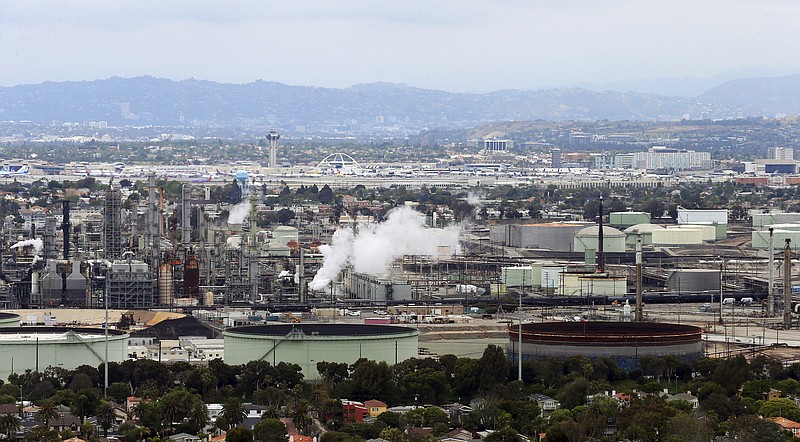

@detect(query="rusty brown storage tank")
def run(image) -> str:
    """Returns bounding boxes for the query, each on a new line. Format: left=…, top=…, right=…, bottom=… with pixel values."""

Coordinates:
left=183, top=254, right=200, bottom=297
left=509, top=321, right=703, bottom=371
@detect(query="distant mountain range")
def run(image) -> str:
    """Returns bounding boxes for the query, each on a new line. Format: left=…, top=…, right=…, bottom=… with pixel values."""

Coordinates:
left=2, top=75, right=800, bottom=132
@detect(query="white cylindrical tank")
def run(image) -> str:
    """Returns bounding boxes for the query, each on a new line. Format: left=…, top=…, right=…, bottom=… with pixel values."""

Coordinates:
left=0, top=327, right=129, bottom=381
left=273, top=226, right=299, bottom=246
left=573, top=226, right=626, bottom=253
left=158, top=263, right=174, bottom=306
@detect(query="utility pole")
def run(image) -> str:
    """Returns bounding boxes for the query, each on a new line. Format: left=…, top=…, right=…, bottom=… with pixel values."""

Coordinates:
left=518, top=269, right=524, bottom=382
left=785, top=239, right=792, bottom=329
left=635, top=233, right=643, bottom=322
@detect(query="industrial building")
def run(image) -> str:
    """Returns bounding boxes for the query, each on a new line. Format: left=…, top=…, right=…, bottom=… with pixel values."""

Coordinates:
left=0, top=327, right=129, bottom=380
left=508, top=322, right=703, bottom=370
left=223, top=324, right=419, bottom=380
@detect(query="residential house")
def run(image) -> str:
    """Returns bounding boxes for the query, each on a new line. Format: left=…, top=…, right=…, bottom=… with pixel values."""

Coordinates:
left=666, top=391, right=699, bottom=409
left=341, top=400, right=368, bottom=423
left=765, top=389, right=783, bottom=401
left=169, top=434, right=201, bottom=442
left=530, top=394, right=560, bottom=414
left=771, top=417, right=800, bottom=437
left=364, top=399, right=387, bottom=417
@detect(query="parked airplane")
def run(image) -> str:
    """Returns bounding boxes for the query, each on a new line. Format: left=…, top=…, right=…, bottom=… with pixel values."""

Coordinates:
left=0, top=165, right=30, bottom=175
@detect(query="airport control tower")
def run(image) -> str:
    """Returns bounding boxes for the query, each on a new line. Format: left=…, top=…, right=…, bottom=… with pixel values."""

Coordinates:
left=267, top=129, right=280, bottom=168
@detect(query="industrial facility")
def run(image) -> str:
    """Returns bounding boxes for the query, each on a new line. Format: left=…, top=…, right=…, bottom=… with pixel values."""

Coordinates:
left=223, top=324, right=419, bottom=380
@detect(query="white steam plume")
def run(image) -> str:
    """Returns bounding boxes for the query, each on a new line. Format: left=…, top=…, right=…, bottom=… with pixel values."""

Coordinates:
left=228, top=201, right=250, bottom=224
left=10, top=238, right=43, bottom=252
left=466, top=191, right=483, bottom=208
left=309, top=206, right=461, bottom=291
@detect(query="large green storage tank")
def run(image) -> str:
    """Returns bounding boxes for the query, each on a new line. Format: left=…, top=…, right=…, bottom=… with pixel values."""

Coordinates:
left=0, top=327, right=129, bottom=382
left=609, top=211, right=651, bottom=228
left=224, top=324, right=419, bottom=380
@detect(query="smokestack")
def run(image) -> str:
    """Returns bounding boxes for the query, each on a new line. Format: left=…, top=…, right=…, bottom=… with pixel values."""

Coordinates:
left=597, top=195, right=605, bottom=273
left=62, top=201, right=71, bottom=260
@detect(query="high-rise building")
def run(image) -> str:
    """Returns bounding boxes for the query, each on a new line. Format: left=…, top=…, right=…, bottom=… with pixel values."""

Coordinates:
left=768, top=147, right=794, bottom=160
left=551, top=148, right=562, bottom=168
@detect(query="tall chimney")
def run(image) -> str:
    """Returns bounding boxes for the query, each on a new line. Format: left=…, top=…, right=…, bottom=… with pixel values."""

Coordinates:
left=62, top=201, right=71, bottom=260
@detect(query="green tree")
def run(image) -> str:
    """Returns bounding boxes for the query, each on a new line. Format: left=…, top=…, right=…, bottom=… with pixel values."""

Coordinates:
left=318, top=185, right=335, bottom=204
left=71, top=388, right=100, bottom=426
left=254, top=418, right=287, bottom=442
left=36, top=400, right=60, bottom=429
left=760, top=397, right=800, bottom=421
left=484, top=426, right=525, bottom=442
left=478, top=345, right=510, bottom=392
left=220, top=398, right=247, bottom=430
left=106, top=381, right=132, bottom=404
left=226, top=425, right=254, bottom=442
left=96, top=400, right=116, bottom=437
left=399, top=367, right=449, bottom=404
left=23, top=425, right=60, bottom=442
left=0, top=413, right=21, bottom=439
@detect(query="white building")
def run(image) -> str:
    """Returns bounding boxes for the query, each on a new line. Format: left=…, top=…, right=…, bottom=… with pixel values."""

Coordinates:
left=768, top=147, right=794, bottom=160
left=628, top=146, right=712, bottom=171
left=483, top=139, right=512, bottom=154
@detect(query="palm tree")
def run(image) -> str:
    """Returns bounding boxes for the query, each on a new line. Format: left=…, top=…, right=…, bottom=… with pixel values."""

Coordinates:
left=220, top=398, right=246, bottom=430
left=95, top=401, right=115, bottom=438
left=186, top=398, right=209, bottom=434
left=0, top=413, right=21, bottom=439
left=36, top=400, right=61, bottom=429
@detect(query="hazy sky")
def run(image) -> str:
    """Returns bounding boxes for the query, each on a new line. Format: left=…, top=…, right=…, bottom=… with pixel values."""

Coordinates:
left=1, top=0, right=799, bottom=92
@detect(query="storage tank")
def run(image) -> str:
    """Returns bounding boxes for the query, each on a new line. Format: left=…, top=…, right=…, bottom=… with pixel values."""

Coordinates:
left=624, top=223, right=664, bottom=247
left=273, top=226, right=299, bottom=246
left=609, top=212, right=651, bottom=228
left=501, top=266, right=534, bottom=288
left=677, top=208, right=728, bottom=225
left=509, top=322, right=703, bottom=370
left=0, top=313, right=21, bottom=328
left=651, top=228, right=705, bottom=246
left=183, top=254, right=200, bottom=297
left=670, top=225, right=715, bottom=241
left=667, top=269, right=721, bottom=293
left=541, top=265, right=564, bottom=291
left=573, top=226, right=626, bottom=253
left=490, top=222, right=592, bottom=251
left=752, top=213, right=800, bottom=229
left=65, top=261, right=87, bottom=306
left=224, top=324, right=419, bottom=380
left=0, top=327, right=129, bottom=381
left=158, top=263, right=174, bottom=306
left=752, top=228, right=800, bottom=249
left=560, top=273, right=626, bottom=296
